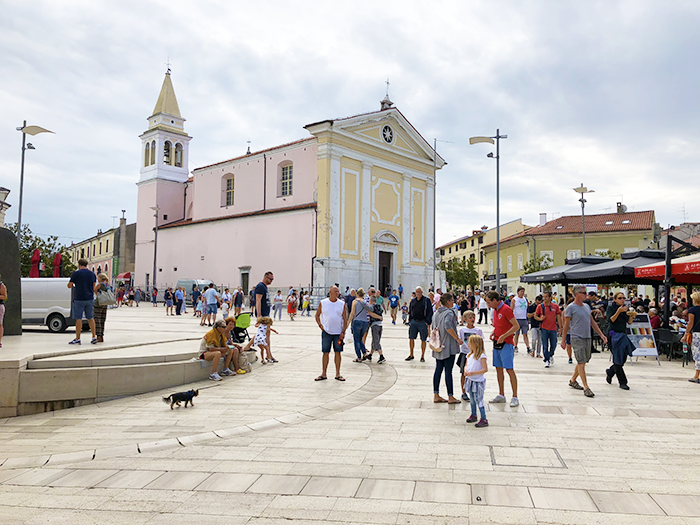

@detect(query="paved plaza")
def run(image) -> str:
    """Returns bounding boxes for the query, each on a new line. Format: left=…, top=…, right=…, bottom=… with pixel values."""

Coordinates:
left=1, top=306, right=700, bottom=524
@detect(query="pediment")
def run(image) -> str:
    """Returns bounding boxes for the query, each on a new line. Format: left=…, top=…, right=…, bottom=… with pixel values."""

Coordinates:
left=374, top=230, right=400, bottom=244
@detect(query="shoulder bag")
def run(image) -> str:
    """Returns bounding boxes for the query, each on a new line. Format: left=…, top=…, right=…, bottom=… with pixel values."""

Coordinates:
left=96, top=284, right=116, bottom=306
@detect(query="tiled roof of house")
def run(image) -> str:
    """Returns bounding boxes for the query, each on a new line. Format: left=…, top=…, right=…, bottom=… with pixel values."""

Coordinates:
left=160, top=202, right=317, bottom=230
left=193, top=138, right=316, bottom=172
left=483, top=211, right=655, bottom=248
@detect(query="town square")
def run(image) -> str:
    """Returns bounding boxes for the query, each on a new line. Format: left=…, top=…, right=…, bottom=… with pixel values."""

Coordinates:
left=1, top=2, right=700, bottom=524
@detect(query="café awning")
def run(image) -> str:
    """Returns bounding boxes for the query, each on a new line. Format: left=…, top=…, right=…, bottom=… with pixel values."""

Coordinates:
left=520, top=255, right=612, bottom=284
left=634, top=253, right=700, bottom=284
left=564, top=249, right=666, bottom=284
left=116, top=272, right=131, bottom=280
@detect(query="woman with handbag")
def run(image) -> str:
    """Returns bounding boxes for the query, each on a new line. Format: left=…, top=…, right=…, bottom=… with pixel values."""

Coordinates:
left=93, top=273, right=113, bottom=343
left=431, top=292, right=462, bottom=404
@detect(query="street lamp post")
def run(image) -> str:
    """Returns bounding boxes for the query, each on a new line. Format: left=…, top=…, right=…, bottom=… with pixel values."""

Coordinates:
left=150, top=206, right=160, bottom=291
left=573, top=184, right=594, bottom=256
left=470, top=130, right=507, bottom=294
left=16, top=122, right=54, bottom=243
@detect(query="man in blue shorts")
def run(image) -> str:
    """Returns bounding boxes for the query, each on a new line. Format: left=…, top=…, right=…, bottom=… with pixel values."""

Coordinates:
left=406, top=286, right=433, bottom=362
left=486, top=291, right=520, bottom=407
left=67, top=258, right=97, bottom=345
left=315, top=285, right=348, bottom=381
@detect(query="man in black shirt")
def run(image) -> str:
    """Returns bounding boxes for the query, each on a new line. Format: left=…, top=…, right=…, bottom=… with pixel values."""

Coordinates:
left=406, top=286, right=433, bottom=362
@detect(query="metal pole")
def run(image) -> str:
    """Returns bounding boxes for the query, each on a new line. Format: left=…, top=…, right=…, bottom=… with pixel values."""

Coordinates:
left=433, top=139, right=437, bottom=290
left=17, top=120, right=26, bottom=243
left=581, top=196, right=586, bottom=255
left=495, top=129, right=500, bottom=294
left=152, top=210, right=159, bottom=290
left=663, top=236, right=672, bottom=329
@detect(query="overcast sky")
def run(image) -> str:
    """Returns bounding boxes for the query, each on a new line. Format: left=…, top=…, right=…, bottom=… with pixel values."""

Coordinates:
left=1, top=0, right=698, bottom=248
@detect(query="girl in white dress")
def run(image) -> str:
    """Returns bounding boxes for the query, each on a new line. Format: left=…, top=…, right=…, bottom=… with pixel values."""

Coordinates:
left=464, top=335, right=489, bottom=427
left=254, top=317, right=278, bottom=364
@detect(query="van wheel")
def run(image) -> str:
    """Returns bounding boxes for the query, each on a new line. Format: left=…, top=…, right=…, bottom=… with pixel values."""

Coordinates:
left=47, top=314, right=67, bottom=333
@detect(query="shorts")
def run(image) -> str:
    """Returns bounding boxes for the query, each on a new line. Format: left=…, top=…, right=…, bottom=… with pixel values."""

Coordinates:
left=691, top=333, right=700, bottom=371
left=516, top=318, right=529, bottom=335
left=166, top=299, right=173, bottom=307
left=566, top=333, right=571, bottom=346
left=493, top=343, right=515, bottom=369
left=321, top=330, right=343, bottom=353
left=72, top=299, right=94, bottom=320
left=207, top=303, right=218, bottom=314
left=370, top=324, right=382, bottom=351
left=391, top=306, right=398, bottom=314
left=0, top=304, right=5, bottom=325
left=571, top=337, right=592, bottom=364
left=456, top=352, right=468, bottom=374
left=409, top=320, right=429, bottom=341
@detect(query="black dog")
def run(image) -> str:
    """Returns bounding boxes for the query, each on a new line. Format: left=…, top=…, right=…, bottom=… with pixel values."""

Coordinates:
left=162, top=389, right=199, bottom=410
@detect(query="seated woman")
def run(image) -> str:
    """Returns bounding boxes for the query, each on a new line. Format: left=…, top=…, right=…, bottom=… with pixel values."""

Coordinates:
left=649, top=308, right=662, bottom=329
left=200, top=320, right=239, bottom=381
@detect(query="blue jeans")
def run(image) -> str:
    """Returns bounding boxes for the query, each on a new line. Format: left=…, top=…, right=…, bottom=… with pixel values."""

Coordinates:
left=351, top=320, right=369, bottom=359
left=470, top=397, right=487, bottom=419
left=433, top=354, right=456, bottom=396
left=541, top=329, right=557, bottom=362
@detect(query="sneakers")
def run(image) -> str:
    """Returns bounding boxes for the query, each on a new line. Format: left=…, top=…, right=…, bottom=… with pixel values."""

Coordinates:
left=584, top=388, right=595, bottom=398
left=405, top=355, right=414, bottom=361
left=365, top=354, right=372, bottom=362
left=68, top=339, right=81, bottom=345
left=377, top=355, right=386, bottom=364
left=236, top=369, right=247, bottom=374
left=569, top=380, right=584, bottom=390
left=619, top=384, right=630, bottom=390
left=392, top=320, right=396, bottom=325
left=466, top=414, right=478, bottom=423
left=568, top=358, right=573, bottom=364
left=536, top=353, right=541, bottom=358
left=545, top=361, right=550, bottom=368
left=420, top=357, right=425, bottom=362
left=461, top=393, right=469, bottom=401
left=221, top=368, right=235, bottom=376
left=91, top=337, right=98, bottom=345
left=510, top=397, right=519, bottom=407
left=549, top=356, right=554, bottom=364
left=490, top=395, right=506, bottom=403
left=475, top=418, right=489, bottom=428
left=209, top=372, right=222, bottom=381
left=526, top=347, right=532, bottom=355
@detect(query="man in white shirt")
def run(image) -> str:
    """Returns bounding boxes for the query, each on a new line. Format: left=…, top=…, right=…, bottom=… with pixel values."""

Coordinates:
left=315, top=285, right=348, bottom=382
left=511, top=287, right=531, bottom=354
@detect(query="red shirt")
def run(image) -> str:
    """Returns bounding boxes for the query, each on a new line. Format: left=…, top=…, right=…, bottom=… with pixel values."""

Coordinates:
left=493, top=302, right=515, bottom=345
left=536, top=303, right=561, bottom=331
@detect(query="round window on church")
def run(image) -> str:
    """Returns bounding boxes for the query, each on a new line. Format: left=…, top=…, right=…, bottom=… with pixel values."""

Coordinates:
left=382, top=125, right=394, bottom=144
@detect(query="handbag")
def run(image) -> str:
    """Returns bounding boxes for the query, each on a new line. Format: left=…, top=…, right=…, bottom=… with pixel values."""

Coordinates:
left=96, top=284, right=116, bottom=306
left=429, top=312, right=446, bottom=353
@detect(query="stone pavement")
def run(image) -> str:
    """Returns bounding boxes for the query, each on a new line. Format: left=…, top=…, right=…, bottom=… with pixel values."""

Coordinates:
left=1, top=307, right=700, bottom=524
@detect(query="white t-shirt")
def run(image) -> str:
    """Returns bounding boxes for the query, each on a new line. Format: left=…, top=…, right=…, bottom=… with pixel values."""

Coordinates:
left=466, top=355, right=487, bottom=382
left=478, top=297, right=487, bottom=309
left=512, top=296, right=528, bottom=319
left=458, top=326, right=484, bottom=354
left=273, top=293, right=284, bottom=305
left=320, top=298, right=345, bottom=335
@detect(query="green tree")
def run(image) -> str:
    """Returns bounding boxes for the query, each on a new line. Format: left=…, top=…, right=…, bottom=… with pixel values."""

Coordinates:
left=597, top=249, right=621, bottom=260
left=6, top=223, right=77, bottom=277
left=439, top=257, right=479, bottom=291
left=522, top=252, right=553, bottom=275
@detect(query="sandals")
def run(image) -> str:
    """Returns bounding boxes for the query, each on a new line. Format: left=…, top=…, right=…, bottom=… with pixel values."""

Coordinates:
left=315, top=376, right=327, bottom=381
left=569, top=380, right=584, bottom=390
left=335, top=376, right=345, bottom=381
left=353, top=359, right=363, bottom=363
left=689, top=378, right=700, bottom=384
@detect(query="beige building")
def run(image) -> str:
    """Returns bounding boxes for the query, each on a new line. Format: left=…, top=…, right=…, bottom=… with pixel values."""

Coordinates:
left=69, top=217, right=136, bottom=281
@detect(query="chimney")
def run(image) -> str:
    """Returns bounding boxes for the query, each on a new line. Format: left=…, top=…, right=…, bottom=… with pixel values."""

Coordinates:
left=539, top=213, right=547, bottom=227
left=481, top=225, right=488, bottom=232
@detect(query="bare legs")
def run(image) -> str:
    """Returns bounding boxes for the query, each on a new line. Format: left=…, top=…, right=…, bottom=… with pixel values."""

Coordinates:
left=495, top=367, right=518, bottom=397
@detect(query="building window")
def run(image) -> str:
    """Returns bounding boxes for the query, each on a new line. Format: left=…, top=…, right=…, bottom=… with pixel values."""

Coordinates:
left=480, top=251, right=483, bottom=264
left=150, top=140, right=156, bottom=165
left=460, top=242, right=467, bottom=249
left=517, top=253, right=523, bottom=270
left=104, top=263, right=108, bottom=275
left=226, top=176, right=234, bottom=206
left=144, top=142, right=150, bottom=167
left=99, top=242, right=102, bottom=255
left=567, top=249, right=581, bottom=260
left=507, top=256, right=512, bottom=272
left=470, top=253, right=475, bottom=260
left=174, top=143, right=183, bottom=167
left=440, top=249, right=445, bottom=256
left=92, top=245, right=96, bottom=257
left=106, top=240, right=109, bottom=252
left=97, top=266, right=101, bottom=274
left=279, top=164, right=293, bottom=197
left=449, top=247, right=452, bottom=253
left=80, top=248, right=84, bottom=259
left=478, top=236, right=483, bottom=244
left=471, top=239, right=475, bottom=247
left=455, top=245, right=458, bottom=252
left=163, top=141, right=172, bottom=165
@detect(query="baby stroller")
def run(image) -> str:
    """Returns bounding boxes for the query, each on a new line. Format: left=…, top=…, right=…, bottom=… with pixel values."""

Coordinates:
left=230, top=312, right=251, bottom=343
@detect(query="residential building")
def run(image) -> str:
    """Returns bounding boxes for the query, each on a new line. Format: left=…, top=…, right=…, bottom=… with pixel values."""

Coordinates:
left=134, top=73, right=445, bottom=296
left=0, top=187, right=10, bottom=227
left=68, top=217, right=136, bottom=281
left=436, top=219, right=530, bottom=287
left=481, top=210, right=658, bottom=295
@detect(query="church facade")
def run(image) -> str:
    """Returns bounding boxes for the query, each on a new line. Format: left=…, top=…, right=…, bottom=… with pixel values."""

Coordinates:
left=135, top=73, right=445, bottom=297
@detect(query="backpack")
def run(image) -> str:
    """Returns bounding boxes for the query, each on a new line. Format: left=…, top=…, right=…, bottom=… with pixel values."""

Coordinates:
left=428, top=324, right=442, bottom=353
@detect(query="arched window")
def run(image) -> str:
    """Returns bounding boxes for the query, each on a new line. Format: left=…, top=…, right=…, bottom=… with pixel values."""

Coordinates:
left=163, top=141, right=172, bottom=165
left=174, top=143, right=183, bottom=167
left=221, top=174, right=234, bottom=207
left=144, top=142, right=150, bottom=167
left=150, top=140, right=156, bottom=165
left=104, top=263, right=109, bottom=275
left=277, top=161, right=293, bottom=197
left=97, top=266, right=102, bottom=275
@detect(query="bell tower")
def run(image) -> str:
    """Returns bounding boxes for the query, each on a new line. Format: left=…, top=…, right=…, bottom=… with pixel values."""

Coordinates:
left=134, top=70, right=192, bottom=288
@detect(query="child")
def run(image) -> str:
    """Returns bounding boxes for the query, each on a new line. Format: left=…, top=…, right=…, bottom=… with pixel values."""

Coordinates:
left=221, top=300, right=230, bottom=319
left=401, top=302, right=409, bottom=325
left=254, top=317, right=279, bottom=364
left=457, top=311, right=483, bottom=401
left=195, top=297, right=203, bottom=318
left=464, top=334, right=488, bottom=427
left=366, top=295, right=386, bottom=363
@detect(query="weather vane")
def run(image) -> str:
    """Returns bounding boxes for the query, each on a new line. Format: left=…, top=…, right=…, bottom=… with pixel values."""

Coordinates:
left=166, top=57, right=171, bottom=74
left=385, top=78, right=390, bottom=97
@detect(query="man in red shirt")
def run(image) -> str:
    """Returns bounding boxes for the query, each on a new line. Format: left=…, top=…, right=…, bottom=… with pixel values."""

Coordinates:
left=485, top=291, right=520, bottom=407
left=535, top=291, right=561, bottom=368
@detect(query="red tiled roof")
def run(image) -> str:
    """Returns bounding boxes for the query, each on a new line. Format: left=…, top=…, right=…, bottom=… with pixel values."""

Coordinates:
left=160, top=202, right=317, bottom=229
left=193, top=138, right=316, bottom=172
left=483, top=211, right=655, bottom=248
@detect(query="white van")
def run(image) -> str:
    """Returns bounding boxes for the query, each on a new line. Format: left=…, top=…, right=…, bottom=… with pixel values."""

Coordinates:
left=21, top=278, right=76, bottom=333
left=175, top=279, right=214, bottom=305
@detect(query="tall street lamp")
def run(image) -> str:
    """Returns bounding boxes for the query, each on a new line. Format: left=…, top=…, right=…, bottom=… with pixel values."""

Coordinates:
left=573, top=184, right=594, bottom=255
left=150, top=206, right=160, bottom=290
left=470, top=130, right=507, bottom=294
left=16, top=121, right=54, bottom=243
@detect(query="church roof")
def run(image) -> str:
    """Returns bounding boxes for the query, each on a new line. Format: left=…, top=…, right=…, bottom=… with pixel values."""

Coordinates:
left=152, top=72, right=181, bottom=117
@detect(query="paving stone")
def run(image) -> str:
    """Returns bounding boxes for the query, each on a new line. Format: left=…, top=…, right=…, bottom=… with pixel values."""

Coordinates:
left=94, top=469, right=166, bottom=489
left=247, top=474, right=310, bottom=495
left=589, top=490, right=666, bottom=515
left=300, top=476, right=362, bottom=497
left=143, top=471, right=212, bottom=491
left=355, top=478, right=415, bottom=500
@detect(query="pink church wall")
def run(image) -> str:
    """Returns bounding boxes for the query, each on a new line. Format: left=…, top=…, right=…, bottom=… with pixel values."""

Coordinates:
left=134, top=181, right=156, bottom=286
left=190, top=140, right=318, bottom=222
left=150, top=207, right=316, bottom=291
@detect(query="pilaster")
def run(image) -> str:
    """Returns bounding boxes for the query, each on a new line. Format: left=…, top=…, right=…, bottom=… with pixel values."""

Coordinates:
left=328, top=150, right=342, bottom=260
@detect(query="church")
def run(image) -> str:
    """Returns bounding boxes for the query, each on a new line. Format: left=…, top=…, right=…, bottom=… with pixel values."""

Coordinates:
left=134, top=73, right=445, bottom=298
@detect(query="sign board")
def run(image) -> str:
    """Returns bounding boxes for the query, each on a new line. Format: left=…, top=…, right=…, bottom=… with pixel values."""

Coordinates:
left=627, top=313, right=658, bottom=357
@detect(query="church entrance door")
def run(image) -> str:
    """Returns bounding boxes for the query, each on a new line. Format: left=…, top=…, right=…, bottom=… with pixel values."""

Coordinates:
left=378, top=251, right=392, bottom=295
